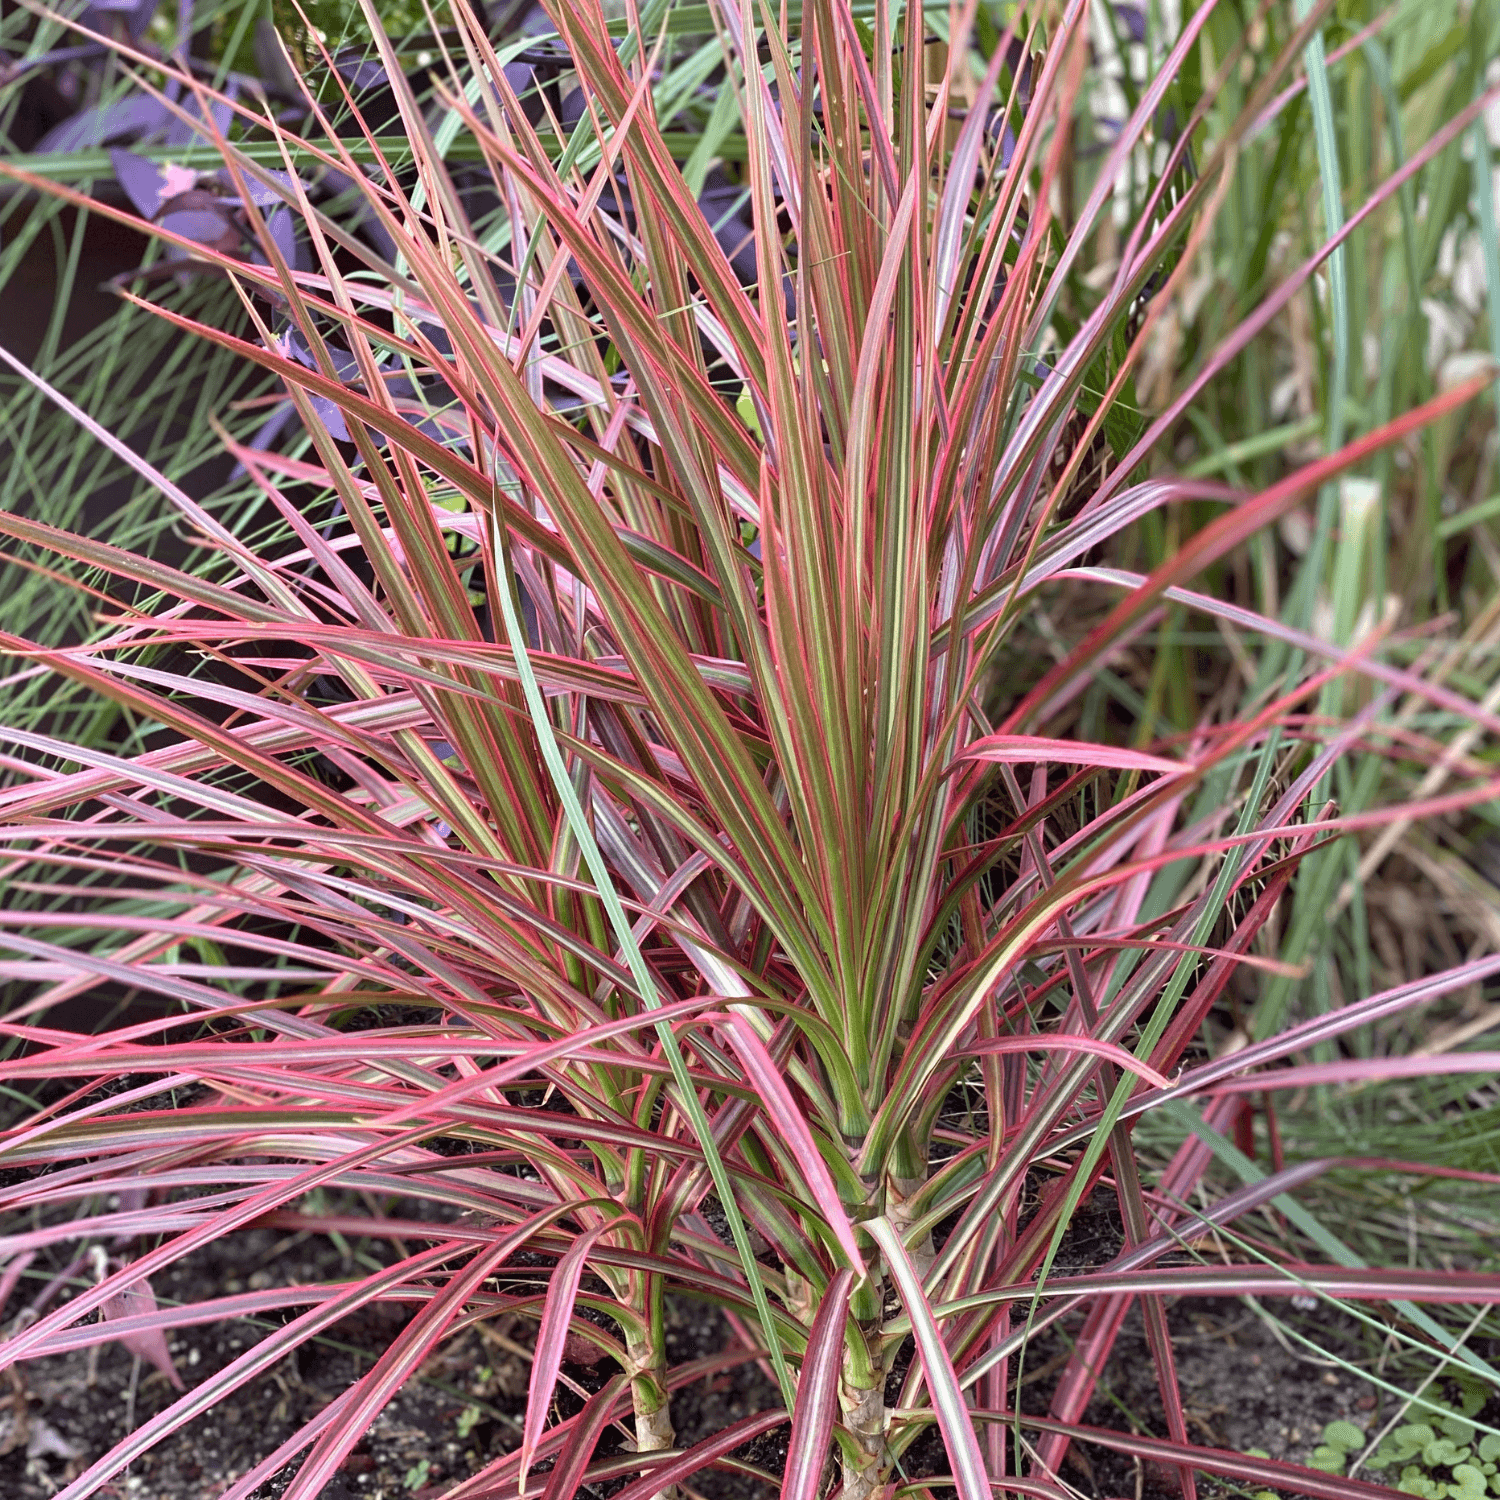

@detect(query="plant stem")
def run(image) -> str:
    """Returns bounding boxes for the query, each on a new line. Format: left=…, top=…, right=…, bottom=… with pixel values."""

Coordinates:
left=627, top=1298, right=676, bottom=1500
left=840, top=1266, right=889, bottom=1500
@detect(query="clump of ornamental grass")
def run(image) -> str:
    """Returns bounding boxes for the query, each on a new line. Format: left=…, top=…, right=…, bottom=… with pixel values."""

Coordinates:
left=1, top=1, right=1500, bottom=1498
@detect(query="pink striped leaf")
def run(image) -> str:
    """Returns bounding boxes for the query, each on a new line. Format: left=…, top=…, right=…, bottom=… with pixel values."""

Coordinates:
left=781, top=1268, right=854, bottom=1500
left=520, top=1222, right=610, bottom=1486
left=718, top=1013, right=864, bottom=1273
left=42, top=1239, right=473, bottom=1500
left=937, top=1262, right=1500, bottom=1311
left=1195, top=1052, right=1500, bottom=1093
left=595, top=1409, right=788, bottom=1500
left=539, top=1373, right=629, bottom=1500
left=959, top=735, right=1188, bottom=776
left=865, top=1218, right=989, bottom=1500
left=1010, top=1414, right=1426, bottom=1500
left=0, top=1252, right=36, bottom=1316
left=434, top=1350, right=765, bottom=1500
left=961, top=1035, right=1170, bottom=1090
left=282, top=1238, right=522, bottom=1500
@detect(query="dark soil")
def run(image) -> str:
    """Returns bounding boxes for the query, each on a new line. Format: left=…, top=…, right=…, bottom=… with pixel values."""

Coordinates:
left=0, top=1224, right=783, bottom=1500
left=3, top=1191, right=1495, bottom=1500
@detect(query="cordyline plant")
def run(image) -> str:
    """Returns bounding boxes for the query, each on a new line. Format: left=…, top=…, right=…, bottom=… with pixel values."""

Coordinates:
left=3, top=0, right=1500, bottom=1497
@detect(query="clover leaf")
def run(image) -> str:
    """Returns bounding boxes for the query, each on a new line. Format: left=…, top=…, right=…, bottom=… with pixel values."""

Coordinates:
left=1452, top=1465, right=1489, bottom=1500
left=1311, top=1446, right=1348, bottom=1474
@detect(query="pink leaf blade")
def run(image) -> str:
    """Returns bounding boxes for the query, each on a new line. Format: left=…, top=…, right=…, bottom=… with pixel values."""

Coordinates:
left=719, top=1014, right=864, bottom=1273
left=539, top=1373, right=630, bottom=1500
left=960, top=1036, right=1171, bottom=1090
left=280, top=1237, right=524, bottom=1500
left=1009, top=1414, right=1430, bottom=1500
left=998, top=371, right=1496, bottom=736
left=959, top=735, right=1188, bottom=777
left=1195, top=1052, right=1500, bottom=1094
left=591, top=1409, right=788, bottom=1500
left=0, top=1252, right=37, bottom=1315
left=865, top=1218, right=989, bottom=1500
left=937, top=1262, right=1500, bottom=1312
left=780, top=1268, right=853, bottom=1500
left=42, top=1240, right=474, bottom=1500
left=521, top=1223, right=610, bottom=1486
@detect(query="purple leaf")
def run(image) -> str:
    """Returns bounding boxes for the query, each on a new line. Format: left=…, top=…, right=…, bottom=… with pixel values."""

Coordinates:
left=265, top=206, right=296, bottom=266
left=157, top=208, right=234, bottom=246
left=99, top=1271, right=185, bottom=1390
left=781, top=1269, right=853, bottom=1500
left=308, top=396, right=351, bottom=442
left=163, top=93, right=232, bottom=149
left=238, top=400, right=296, bottom=467
left=333, top=51, right=386, bottom=92
left=1113, top=3, right=1147, bottom=43
left=109, top=148, right=165, bottom=217
left=85, top=0, right=159, bottom=38
left=37, top=94, right=170, bottom=153
left=220, top=166, right=300, bottom=208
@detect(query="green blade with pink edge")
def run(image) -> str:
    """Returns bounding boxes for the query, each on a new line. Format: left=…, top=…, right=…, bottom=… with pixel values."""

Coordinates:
left=489, top=503, right=799, bottom=1405
left=865, top=1217, right=989, bottom=1500
left=780, top=1267, right=854, bottom=1500
left=877, top=768, right=1500, bottom=1159
left=519, top=1222, right=611, bottom=1487
left=66, top=617, right=623, bottom=709
left=87, top=619, right=658, bottom=704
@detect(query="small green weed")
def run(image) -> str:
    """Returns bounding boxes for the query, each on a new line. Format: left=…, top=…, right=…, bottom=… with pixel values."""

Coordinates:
left=1310, top=1419, right=1369, bottom=1474
left=1308, top=1377, right=1500, bottom=1497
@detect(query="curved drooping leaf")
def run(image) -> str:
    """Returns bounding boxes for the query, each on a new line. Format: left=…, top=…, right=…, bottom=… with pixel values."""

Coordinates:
left=781, top=1268, right=854, bottom=1500
left=866, top=1218, right=989, bottom=1500
left=520, top=1223, right=611, bottom=1486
